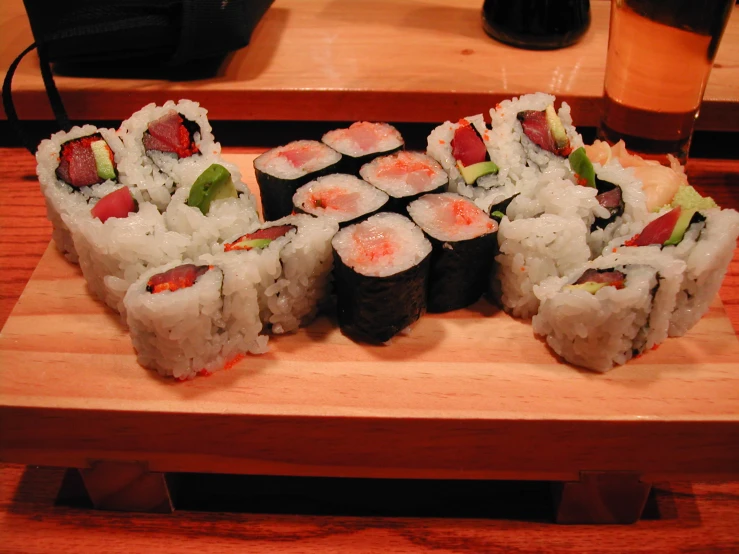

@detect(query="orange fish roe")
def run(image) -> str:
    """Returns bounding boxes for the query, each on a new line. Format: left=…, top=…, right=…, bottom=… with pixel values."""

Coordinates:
left=352, top=231, right=395, bottom=264
left=176, top=123, right=199, bottom=158
left=376, top=152, right=435, bottom=178
left=224, top=353, right=246, bottom=371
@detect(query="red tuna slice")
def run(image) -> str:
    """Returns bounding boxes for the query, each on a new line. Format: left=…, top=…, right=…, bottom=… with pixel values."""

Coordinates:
left=574, top=268, right=626, bottom=287
left=146, top=264, right=211, bottom=294
left=144, top=110, right=199, bottom=158
left=626, top=207, right=681, bottom=247
left=278, top=143, right=323, bottom=168
left=451, top=121, right=487, bottom=167
left=91, top=187, right=137, bottom=223
left=517, top=110, right=571, bottom=156
left=56, top=137, right=102, bottom=188
left=596, top=187, right=622, bottom=209
left=346, top=122, right=382, bottom=151
left=224, top=224, right=297, bottom=252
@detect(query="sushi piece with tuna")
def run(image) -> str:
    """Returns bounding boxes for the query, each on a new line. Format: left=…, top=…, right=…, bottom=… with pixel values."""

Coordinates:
left=293, top=173, right=389, bottom=227
left=359, top=151, right=448, bottom=213
left=254, top=140, right=343, bottom=221
left=407, top=193, right=499, bottom=312
left=124, top=262, right=239, bottom=380
left=209, top=214, right=339, bottom=335
left=35, top=125, right=126, bottom=262
left=533, top=250, right=685, bottom=372
left=322, top=121, right=404, bottom=175
left=118, top=99, right=221, bottom=209
left=426, top=115, right=501, bottom=198
left=610, top=205, right=739, bottom=337
left=332, top=213, right=432, bottom=343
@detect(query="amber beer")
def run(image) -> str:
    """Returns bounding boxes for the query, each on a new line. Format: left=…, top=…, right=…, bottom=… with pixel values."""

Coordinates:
left=598, top=0, right=734, bottom=163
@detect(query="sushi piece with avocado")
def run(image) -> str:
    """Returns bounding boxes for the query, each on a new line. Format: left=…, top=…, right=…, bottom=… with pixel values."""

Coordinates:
left=35, top=125, right=127, bottom=263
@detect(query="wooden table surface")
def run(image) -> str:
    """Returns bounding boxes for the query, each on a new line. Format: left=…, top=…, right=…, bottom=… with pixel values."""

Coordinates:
left=2, top=0, right=739, bottom=129
left=1, top=147, right=738, bottom=551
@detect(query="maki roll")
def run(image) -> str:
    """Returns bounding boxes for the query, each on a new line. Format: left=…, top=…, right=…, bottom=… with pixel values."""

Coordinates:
left=124, top=262, right=232, bottom=380
left=322, top=121, right=404, bottom=175
left=332, top=213, right=432, bottom=343
left=215, top=214, right=339, bottom=334
left=426, top=115, right=501, bottom=198
left=407, top=193, right=499, bottom=313
left=164, top=162, right=260, bottom=259
left=493, top=214, right=591, bottom=318
left=71, top=199, right=190, bottom=316
left=35, top=125, right=126, bottom=262
left=118, top=99, right=220, bottom=209
left=611, top=206, right=739, bottom=337
left=533, top=250, right=686, bottom=372
left=359, top=151, right=448, bottom=213
left=293, top=174, right=389, bottom=226
left=254, top=140, right=342, bottom=221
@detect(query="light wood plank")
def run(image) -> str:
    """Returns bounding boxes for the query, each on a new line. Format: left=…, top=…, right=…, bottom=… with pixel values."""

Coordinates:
left=1, top=0, right=738, bottom=129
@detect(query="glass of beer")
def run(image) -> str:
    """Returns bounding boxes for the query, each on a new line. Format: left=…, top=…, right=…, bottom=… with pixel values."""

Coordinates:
left=597, top=0, right=734, bottom=163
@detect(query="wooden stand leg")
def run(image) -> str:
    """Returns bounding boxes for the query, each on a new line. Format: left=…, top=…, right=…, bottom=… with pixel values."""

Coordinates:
left=552, top=471, right=651, bottom=524
left=78, top=460, right=175, bottom=513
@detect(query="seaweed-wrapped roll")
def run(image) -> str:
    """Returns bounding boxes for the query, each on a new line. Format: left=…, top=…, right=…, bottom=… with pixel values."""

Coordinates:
left=254, top=140, right=342, bottom=221
left=332, top=213, right=432, bottom=343
left=322, top=121, right=404, bottom=175
left=293, top=174, right=389, bottom=227
left=407, top=193, right=498, bottom=312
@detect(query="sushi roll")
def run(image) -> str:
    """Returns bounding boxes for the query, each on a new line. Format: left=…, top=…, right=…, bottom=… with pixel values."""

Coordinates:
left=124, top=262, right=232, bottom=380
left=533, top=250, right=686, bottom=372
left=254, top=140, right=343, bottom=221
left=293, top=174, right=389, bottom=227
left=359, top=151, right=448, bottom=213
left=118, top=99, right=221, bottom=209
left=164, top=162, right=260, bottom=259
left=215, top=214, right=339, bottom=334
left=426, top=115, right=501, bottom=199
left=35, top=125, right=126, bottom=262
left=407, top=193, right=499, bottom=313
left=493, top=214, right=591, bottom=318
left=321, top=121, right=404, bottom=175
left=610, top=206, right=739, bottom=337
left=332, top=213, right=432, bottom=343
left=70, top=199, right=191, bottom=316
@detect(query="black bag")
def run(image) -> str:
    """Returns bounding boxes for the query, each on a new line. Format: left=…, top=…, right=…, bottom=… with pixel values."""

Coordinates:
left=3, top=0, right=274, bottom=151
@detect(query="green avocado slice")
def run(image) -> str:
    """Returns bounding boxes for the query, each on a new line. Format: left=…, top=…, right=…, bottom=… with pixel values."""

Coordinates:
left=545, top=105, right=569, bottom=151
left=91, top=140, right=116, bottom=181
left=456, top=160, right=499, bottom=185
left=568, top=147, right=595, bottom=187
left=187, top=164, right=238, bottom=215
left=565, top=282, right=608, bottom=294
left=664, top=208, right=697, bottom=246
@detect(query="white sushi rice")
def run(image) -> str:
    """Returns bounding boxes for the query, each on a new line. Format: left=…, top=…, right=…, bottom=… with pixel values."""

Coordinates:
left=164, top=159, right=260, bottom=259
left=533, top=250, right=685, bottom=372
left=67, top=201, right=191, bottom=316
left=322, top=122, right=403, bottom=157
left=253, top=140, right=342, bottom=181
left=293, top=173, right=389, bottom=223
left=407, top=192, right=496, bottom=242
left=118, top=99, right=220, bottom=210
left=332, top=212, right=432, bottom=278
left=124, top=262, right=229, bottom=380
left=359, top=151, right=448, bottom=198
left=494, top=214, right=591, bottom=318
left=36, top=125, right=126, bottom=262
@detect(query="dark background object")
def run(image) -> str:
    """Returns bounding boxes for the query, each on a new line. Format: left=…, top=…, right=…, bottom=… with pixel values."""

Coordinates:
left=482, top=0, right=591, bottom=50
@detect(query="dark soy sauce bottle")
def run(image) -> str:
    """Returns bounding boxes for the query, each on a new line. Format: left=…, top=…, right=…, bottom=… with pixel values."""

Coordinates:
left=482, top=0, right=591, bottom=50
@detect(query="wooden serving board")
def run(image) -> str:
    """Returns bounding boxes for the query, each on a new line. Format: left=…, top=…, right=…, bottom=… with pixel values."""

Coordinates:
left=1, top=154, right=738, bottom=485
